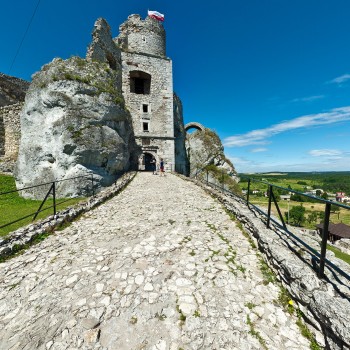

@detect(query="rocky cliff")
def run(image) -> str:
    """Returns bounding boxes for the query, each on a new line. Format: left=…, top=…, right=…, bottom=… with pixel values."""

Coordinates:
left=15, top=56, right=139, bottom=198
left=0, top=73, right=29, bottom=107
left=186, top=128, right=239, bottom=193
left=186, top=128, right=235, bottom=173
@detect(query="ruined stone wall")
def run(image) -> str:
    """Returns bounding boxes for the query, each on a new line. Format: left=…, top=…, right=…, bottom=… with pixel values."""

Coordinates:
left=0, top=102, right=23, bottom=160
left=0, top=73, right=29, bottom=107
left=86, top=18, right=122, bottom=86
left=0, top=114, right=4, bottom=156
left=173, top=93, right=189, bottom=174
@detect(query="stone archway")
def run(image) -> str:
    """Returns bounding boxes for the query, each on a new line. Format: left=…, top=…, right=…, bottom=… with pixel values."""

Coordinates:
left=184, top=122, right=205, bottom=132
left=139, top=151, right=157, bottom=171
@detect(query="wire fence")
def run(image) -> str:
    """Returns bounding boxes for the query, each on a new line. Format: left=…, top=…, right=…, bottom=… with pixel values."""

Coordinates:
left=192, top=166, right=350, bottom=281
left=0, top=173, right=99, bottom=236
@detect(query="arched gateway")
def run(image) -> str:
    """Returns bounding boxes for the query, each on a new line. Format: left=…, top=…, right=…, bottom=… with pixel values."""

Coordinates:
left=184, top=122, right=205, bottom=132
left=139, top=152, right=157, bottom=171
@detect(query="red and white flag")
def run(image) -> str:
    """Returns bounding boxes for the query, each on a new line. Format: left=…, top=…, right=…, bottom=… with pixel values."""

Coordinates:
left=148, top=10, right=165, bottom=22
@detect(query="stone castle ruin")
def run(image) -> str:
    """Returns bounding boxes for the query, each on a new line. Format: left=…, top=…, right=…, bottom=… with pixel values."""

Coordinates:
left=0, top=14, right=235, bottom=197
left=0, top=74, right=29, bottom=171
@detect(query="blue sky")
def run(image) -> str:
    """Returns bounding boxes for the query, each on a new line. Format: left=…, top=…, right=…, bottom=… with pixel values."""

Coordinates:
left=1, top=0, right=350, bottom=173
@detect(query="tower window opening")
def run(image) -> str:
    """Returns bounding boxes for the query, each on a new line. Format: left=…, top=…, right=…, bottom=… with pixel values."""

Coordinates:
left=130, top=71, right=151, bottom=94
left=143, top=104, right=148, bottom=113
left=142, top=138, right=150, bottom=146
left=143, top=122, right=149, bottom=132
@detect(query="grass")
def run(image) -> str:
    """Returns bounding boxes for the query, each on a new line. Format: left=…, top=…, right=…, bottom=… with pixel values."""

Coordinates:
left=0, top=174, right=84, bottom=237
left=246, top=314, right=268, bottom=350
left=259, top=256, right=276, bottom=285
left=247, top=196, right=350, bottom=228
left=327, top=244, right=350, bottom=265
left=296, top=317, right=322, bottom=350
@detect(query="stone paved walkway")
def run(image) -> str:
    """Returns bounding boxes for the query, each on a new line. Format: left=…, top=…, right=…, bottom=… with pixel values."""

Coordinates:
left=0, top=172, right=311, bottom=350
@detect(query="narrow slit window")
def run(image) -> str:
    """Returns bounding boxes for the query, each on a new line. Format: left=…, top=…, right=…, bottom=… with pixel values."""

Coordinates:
left=143, top=104, right=148, bottom=113
left=143, top=122, right=149, bottom=132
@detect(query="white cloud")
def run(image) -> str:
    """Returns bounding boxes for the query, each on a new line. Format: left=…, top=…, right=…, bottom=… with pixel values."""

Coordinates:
left=223, top=106, right=350, bottom=147
left=251, top=148, right=267, bottom=153
left=329, top=74, right=350, bottom=84
left=235, top=156, right=350, bottom=173
left=292, top=95, right=325, bottom=103
left=308, top=149, right=342, bottom=157
left=228, top=157, right=253, bottom=166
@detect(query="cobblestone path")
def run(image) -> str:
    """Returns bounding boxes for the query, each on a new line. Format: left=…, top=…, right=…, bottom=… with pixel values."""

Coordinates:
left=0, top=173, right=310, bottom=350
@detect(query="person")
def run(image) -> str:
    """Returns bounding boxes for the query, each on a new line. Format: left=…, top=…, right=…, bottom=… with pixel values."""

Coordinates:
left=150, top=157, right=156, bottom=174
left=160, top=158, right=165, bottom=176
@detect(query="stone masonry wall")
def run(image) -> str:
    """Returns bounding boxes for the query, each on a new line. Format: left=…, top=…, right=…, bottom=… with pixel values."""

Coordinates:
left=116, top=15, right=166, bottom=58
left=189, top=177, right=350, bottom=350
left=0, top=73, right=29, bottom=107
left=0, top=102, right=23, bottom=160
left=120, top=51, right=175, bottom=165
left=0, top=114, right=4, bottom=156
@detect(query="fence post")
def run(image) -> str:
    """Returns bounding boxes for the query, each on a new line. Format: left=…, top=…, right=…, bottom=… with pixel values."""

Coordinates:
left=267, top=185, right=272, bottom=228
left=247, top=179, right=251, bottom=204
left=319, top=202, right=331, bottom=278
left=52, top=181, right=56, bottom=216
left=91, top=174, right=95, bottom=196
left=33, top=183, right=54, bottom=221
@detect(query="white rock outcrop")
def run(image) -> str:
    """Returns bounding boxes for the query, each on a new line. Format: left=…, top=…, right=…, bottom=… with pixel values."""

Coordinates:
left=15, top=56, right=139, bottom=198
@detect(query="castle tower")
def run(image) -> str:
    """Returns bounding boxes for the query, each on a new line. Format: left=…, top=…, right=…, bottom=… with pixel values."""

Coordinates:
left=115, top=14, right=175, bottom=171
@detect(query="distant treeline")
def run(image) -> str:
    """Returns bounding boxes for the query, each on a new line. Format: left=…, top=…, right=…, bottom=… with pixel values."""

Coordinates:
left=239, top=171, right=350, bottom=194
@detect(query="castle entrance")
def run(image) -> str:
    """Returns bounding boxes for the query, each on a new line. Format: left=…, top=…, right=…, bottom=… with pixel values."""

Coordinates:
left=143, top=152, right=155, bottom=171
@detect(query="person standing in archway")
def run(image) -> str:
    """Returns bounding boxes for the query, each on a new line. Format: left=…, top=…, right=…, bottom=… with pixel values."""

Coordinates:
left=160, top=158, right=165, bottom=176
left=150, top=157, right=157, bottom=175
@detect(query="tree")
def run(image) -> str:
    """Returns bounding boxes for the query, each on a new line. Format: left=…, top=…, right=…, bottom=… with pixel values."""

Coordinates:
left=317, top=211, right=325, bottom=222
left=288, top=204, right=306, bottom=226
left=331, top=204, right=340, bottom=213
left=321, top=192, right=328, bottom=200
left=316, top=190, right=322, bottom=197
left=331, top=205, right=340, bottom=219
left=307, top=212, right=318, bottom=224
left=291, top=193, right=303, bottom=202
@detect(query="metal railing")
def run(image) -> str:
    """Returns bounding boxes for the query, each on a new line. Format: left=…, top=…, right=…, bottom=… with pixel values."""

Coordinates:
left=194, top=168, right=350, bottom=281
left=0, top=174, right=96, bottom=233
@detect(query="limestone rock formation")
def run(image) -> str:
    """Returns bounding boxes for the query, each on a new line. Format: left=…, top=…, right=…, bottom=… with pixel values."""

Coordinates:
left=0, top=73, right=29, bottom=107
left=15, top=56, right=139, bottom=198
left=186, top=127, right=239, bottom=193
left=186, top=128, right=236, bottom=174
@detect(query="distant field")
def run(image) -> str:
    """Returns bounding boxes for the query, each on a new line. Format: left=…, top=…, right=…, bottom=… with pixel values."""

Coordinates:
left=237, top=171, right=350, bottom=229
left=0, top=174, right=84, bottom=237
left=249, top=197, right=350, bottom=228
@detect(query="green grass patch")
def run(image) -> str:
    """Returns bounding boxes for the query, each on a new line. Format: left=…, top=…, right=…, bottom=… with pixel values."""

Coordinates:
left=296, top=318, right=322, bottom=350
left=246, top=315, right=268, bottom=350
left=259, top=256, right=276, bottom=285
left=327, top=244, right=350, bottom=265
left=0, top=174, right=84, bottom=237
